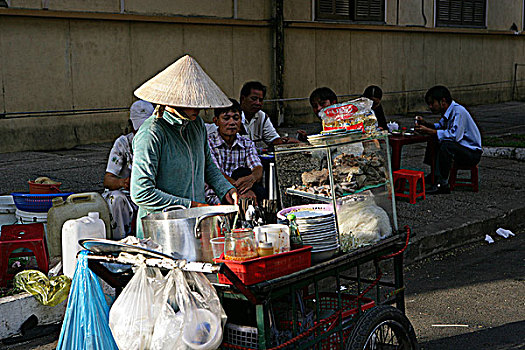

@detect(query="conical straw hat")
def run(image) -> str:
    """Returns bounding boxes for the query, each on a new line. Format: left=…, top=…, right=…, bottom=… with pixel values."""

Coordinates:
left=134, top=55, right=232, bottom=108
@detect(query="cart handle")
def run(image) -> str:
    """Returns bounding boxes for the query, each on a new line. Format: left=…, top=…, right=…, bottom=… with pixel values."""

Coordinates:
left=379, top=225, right=410, bottom=260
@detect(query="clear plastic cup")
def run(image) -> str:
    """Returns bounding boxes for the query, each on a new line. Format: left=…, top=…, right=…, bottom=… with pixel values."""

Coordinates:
left=210, top=237, right=225, bottom=259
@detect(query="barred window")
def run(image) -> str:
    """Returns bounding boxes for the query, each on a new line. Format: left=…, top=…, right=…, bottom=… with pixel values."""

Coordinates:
left=316, top=0, right=385, bottom=22
left=436, top=0, right=486, bottom=28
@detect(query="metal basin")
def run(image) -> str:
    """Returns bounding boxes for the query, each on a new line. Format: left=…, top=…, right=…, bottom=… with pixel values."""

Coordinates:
left=141, top=205, right=238, bottom=262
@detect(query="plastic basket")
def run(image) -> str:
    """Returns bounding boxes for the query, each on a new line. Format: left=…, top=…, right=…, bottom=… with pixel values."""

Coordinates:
left=214, top=246, right=312, bottom=285
left=279, top=293, right=376, bottom=350
left=222, top=323, right=258, bottom=349
left=28, top=181, right=62, bottom=194
left=312, top=293, right=375, bottom=350
left=11, top=192, right=73, bottom=213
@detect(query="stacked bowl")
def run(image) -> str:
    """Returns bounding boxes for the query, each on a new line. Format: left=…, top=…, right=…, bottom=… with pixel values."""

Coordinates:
left=277, top=204, right=340, bottom=263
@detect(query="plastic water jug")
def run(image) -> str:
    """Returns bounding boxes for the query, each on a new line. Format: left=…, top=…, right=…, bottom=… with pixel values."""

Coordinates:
left=62, top=212, right=106, bottom=278
left=47, top=192, right=111, bottom=257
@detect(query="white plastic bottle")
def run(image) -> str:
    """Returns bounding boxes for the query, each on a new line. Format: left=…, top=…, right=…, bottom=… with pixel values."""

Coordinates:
left=62, top=212, right=106, bottom=278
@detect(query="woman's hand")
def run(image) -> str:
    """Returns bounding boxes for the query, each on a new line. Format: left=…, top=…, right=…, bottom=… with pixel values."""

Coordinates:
left=224, top=188, right=238, bottom=205
left=240, top=190, right=257, bottom=205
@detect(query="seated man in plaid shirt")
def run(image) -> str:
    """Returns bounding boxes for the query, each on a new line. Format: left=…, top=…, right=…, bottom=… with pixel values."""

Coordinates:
left=206, top=99, right=265, bottom=204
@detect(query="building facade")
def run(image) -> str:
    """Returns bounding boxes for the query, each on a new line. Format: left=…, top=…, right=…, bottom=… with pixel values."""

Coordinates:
left=0, top=0, right=524, bottom=151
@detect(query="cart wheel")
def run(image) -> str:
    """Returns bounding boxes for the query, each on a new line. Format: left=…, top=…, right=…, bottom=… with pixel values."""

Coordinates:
left=345, top=305, right=418, bottom=350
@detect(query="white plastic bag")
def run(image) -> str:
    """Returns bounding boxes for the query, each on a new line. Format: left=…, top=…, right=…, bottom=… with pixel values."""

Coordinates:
left=109, top=265, right=164, bottom=350
left=174, top=269, right=226, bottom=350
left=338, top=197, right=392, bottom=251
left=150, top=270, right=185, bottom=350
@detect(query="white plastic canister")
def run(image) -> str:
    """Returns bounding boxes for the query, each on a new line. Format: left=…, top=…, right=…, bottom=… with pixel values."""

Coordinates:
left=0, top=195, right=17, bottom=234
left=255, top=224, right=290, bottom=254
left=62, top=212, right=106, bottom=278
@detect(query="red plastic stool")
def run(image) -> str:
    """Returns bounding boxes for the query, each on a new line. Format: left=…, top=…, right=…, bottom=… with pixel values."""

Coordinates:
left=393, top=169, right=426, bottom=204
left=0, top=223, right=49, bottom=287
left=449, top=163, right=479, bottom=192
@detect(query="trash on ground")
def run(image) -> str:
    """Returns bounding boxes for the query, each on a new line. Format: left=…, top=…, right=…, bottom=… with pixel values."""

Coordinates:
left=496, top=228, right=515, bottom=239
left=484, top=234, right=495, bottom=244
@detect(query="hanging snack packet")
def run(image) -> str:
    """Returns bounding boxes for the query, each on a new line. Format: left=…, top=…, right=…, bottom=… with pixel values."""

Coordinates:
left=319, top=97, right=377, bottom=134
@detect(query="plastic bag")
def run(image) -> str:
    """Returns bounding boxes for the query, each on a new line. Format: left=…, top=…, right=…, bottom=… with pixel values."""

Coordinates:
left=338, top=197, right=392, bottom=251
left=319, top=97, right=377, bottom=133
left=175, top=269, right=226, bottom=350
left=151, top=270, right=185, bottom=350
left=56, top=251, right=119, bottom=350
left=13, top=269, right=70, bottom=306
left=109, top=265, right=165, bottom=350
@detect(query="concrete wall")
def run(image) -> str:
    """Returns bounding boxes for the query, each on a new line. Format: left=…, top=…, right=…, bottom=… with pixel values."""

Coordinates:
left=487, top=0, right=524, bottom=31
left=1, top=1, right=524, bottom=152
left=0, top=14, right=273, bottom=152
left=8, top=0, right=273, bottom=19
left=282, top=27, right=525, bottom=123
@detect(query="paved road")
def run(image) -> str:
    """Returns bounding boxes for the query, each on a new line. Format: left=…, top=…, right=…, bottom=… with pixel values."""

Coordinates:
left=405, top=228, right=525, bottom=349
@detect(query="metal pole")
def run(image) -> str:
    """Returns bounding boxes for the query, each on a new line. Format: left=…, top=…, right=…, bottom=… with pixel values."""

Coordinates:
left=274, top=0, right=285, bottom=126
left=385, top=136, right=399, bottom=232
left=326, top=146, right=341, bottom=249
left=513, top=63, right=518, bottom=100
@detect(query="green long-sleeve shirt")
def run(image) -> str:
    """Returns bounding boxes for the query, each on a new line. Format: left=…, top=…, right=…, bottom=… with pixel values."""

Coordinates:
left=130, top=110, right=233, bottom=238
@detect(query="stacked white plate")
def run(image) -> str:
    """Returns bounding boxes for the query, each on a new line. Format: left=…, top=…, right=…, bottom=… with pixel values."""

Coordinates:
left=277, top=204, right=340, bottom=263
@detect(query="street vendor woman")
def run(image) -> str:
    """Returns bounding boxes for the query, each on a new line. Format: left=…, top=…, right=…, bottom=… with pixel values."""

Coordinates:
left=130, top=55, right=238, bottom=238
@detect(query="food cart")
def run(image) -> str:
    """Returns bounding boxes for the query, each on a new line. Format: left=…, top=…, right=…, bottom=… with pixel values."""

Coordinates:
left=80, top=126, right=418, bottom=349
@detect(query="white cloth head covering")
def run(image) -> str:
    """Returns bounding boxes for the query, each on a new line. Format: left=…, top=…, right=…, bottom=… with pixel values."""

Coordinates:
left=129, top=100, right=154, bottom=130
left=134, top=55, right=232, bottom=109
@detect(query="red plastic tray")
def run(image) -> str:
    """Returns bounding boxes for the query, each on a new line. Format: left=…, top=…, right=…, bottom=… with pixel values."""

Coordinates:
left=214, top=246, right=312, bottom=285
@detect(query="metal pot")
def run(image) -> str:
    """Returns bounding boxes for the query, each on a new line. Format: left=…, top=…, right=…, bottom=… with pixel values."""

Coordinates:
left=141, top=205, right=238, bottom=262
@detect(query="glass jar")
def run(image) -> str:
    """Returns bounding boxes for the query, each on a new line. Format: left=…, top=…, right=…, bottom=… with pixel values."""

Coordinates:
left=224, top=228, right=258, bottom=261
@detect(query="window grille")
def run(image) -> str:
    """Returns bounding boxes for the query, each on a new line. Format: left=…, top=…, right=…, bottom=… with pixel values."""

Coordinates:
left=316, top=0, right=385, bottom=22
left=436, top=0, right=486, bottom=28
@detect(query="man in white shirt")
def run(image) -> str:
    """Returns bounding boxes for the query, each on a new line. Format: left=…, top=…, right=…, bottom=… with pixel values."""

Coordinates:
left=238, top=81, right=300, bottom=149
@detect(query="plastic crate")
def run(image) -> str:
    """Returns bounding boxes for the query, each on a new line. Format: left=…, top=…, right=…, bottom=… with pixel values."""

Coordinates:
left=279, top=293, right=376, bottom=350
left=214, top=246, right=312, bottom=285
left=11, top=192, right=73, bottom=213
left=313, top=293, right=375, bottom=350
left=222, top=323, right=258, bottom=349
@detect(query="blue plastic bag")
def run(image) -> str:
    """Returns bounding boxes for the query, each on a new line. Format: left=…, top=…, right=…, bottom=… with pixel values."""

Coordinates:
left=56, top=251, right=119, bottom=350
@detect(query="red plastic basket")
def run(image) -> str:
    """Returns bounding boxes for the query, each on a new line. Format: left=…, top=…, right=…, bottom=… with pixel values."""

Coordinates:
left=317, top=293, right=375, bottom=350
left=28, top=181, right=62, bottom=194
left=279, top=293, right=376, bottom=350
left=214, top=246, right=312, bottom=285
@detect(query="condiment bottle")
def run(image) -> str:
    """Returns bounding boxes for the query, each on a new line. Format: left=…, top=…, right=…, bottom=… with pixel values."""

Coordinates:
left=287, top=214, right=303, bottom=250
left=257, top=241, right=274, bottom=257
left=224, top=228, right=258, bottom=261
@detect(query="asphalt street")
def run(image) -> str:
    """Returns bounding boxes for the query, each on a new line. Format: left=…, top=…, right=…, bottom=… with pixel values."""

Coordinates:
left=405, top=228, right=525, bottom=350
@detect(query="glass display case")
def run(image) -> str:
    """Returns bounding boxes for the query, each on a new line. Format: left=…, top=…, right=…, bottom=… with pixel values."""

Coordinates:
left=273, top=131, right=398, bottom=253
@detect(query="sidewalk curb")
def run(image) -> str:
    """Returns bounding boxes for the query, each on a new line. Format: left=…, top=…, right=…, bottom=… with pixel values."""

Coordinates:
left=483, top=147, right=525, bottom=161
left=0, top=292, right=66, bottom=339
left=405, top=206, right=525, bottom=264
